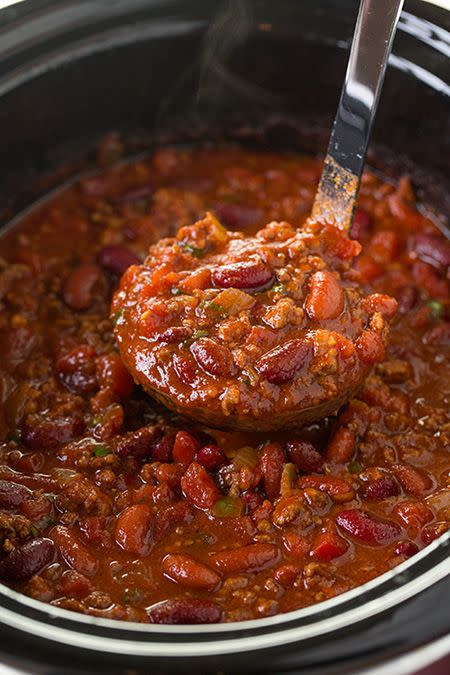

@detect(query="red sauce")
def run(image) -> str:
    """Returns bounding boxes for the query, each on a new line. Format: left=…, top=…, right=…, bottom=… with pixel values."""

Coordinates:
left=0, top=144, right=448, bottom=624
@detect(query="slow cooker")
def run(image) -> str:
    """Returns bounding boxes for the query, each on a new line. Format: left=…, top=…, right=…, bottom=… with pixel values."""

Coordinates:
left=0, top=1, right=448, bottom=672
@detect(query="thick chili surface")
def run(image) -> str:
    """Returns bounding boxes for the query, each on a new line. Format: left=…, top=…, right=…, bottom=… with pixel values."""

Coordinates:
left=0, top=141, right=449, bottom=624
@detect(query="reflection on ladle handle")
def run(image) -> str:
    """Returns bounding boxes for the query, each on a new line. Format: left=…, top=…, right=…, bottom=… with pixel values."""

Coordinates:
left=312, top=0, right=404, bottom=230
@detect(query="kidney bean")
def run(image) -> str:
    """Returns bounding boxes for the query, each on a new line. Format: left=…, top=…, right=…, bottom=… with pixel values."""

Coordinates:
left=397, top=286, right=418, bottom=314
left=395, top=501, right=434, bottom=530
left=181, top=462, right=218, bottom=510
left=162, top=553, right=221, bottom=590
left=148, top=599, right=222, bottom=624
left=336, top=509, right=402, bottom=545
left=362, top=293, right=398, bottom=319
left=356, top=330, right=385, bottom=364
left=23, top=414, right=85, bottom=451
left=154, top=463, right=184, bottom=490
left=259, top=442, right=285, bottom=500
left=96, top=353, right=134, bottom=398
left=311, top=530, right=349, bottom=562
left=298, top=476, right=355, bottom=503
left=391, top=464, right=432, bottom=497
left=114, top=184, right=153, bottom=205
left=395, top=541, right=420, bottom=558
left=214, top=203, right=263, bottom=228
left=197, top=444, right=227, bottom=472
left=51, top=525, right=98, bottom=576
left=273, top=563, right=301, bottom=587
left=413, top=234, right=450, bottom=269
left=55, top=345, right=98, bottom=393
left=421, top=522, right=449, bottom=545
left=98, top=245, right=140, bottom=276
left=173, top=352, right=197, bottom=385
left=212, top=259, right=274, bottom=290
left=362, top=476, right=399, bottom=500
left=210, top=543, right=279, bottom=573
left=115, top=504, right=152, bottom=556
left=114, top=425, right=161, bottom=460
left=0, top=479, right=33, bottom=509
left=63, top=263, right=102, bottom=311
left=172, top=431, right=200, bottom=466
left=0, top=538, right=55, bottom=581
left=324, top=428, right=355, bottom=464
left=287, top=440, right=323, bottom=473
left=305, top=270, right=344, bottom=321
left=159, top=326, right=192, bottom=343
left=57, top=570, right=93, bottom=598
left=255, top=338, right=312, bottom=385
left=153, top=502, right=194, bottom=542
left=191, top=338, right=233, bottom=377
left=241, top=490, right=263, bottom=512
left=150, top=431, right=176, bottom=462
left=423, top=322, right=450, bottom=347
left=350, top=208, right=372, bottom=241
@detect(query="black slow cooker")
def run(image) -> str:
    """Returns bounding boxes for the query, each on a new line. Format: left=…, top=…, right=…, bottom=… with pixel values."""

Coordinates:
left=0, top=1, right=448, bottom=673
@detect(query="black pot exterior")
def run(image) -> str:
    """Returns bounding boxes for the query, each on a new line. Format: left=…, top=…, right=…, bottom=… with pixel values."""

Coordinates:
left=0, top=1, right=449, bottom=673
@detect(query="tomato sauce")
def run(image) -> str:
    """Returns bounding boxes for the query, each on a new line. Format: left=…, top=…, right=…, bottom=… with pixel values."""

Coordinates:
left=0, top=142, right=448, bottom=624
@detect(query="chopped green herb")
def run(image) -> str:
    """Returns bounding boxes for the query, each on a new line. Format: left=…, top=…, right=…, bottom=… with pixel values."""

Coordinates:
left=178, top=241, right=205, bottom=259
left=198, top=300, right=228, bottom=316
left=348, top=460, right=362, bottom=474
left=30, top=525, right=40, bottom=537
left=93, top=444, right=112, bottom=458
left=427, top=300, right=443, bottom=320
left=6, top=429, right=21, bottom=444
left=213, top=496, right=244, bottom=518
left=92, top=415, right=102, bottom=427
left=183, top=329, right=209, bottom=347
left=170, top=286, right=184, bottom=296
left=272, top=282, right=287, bottom=294
left=123, top=588, right=144, bottom=605
left=194, top=531, right=212, bottom=545
left=112, top=309, right=124, bottom=326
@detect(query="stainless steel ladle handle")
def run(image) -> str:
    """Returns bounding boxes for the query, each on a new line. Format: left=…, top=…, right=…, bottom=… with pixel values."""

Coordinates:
left=312, top=0, right=404, bottom=229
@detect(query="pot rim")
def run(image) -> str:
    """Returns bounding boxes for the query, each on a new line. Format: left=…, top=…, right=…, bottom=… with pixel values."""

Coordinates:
left=0, top=532, right=448, bottom=656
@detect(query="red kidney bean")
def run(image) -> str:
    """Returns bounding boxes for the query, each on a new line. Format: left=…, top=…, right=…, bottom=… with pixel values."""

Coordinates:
left=391, top=464, right=432, bottom=497
left=191, top=337, right=233, bottom=377
left=241, top=490, right=263, bottom=512
left=423, top=322, right=450, bottom=347
left=212, top=259, right=274, bottom=290
left=211, top=543, right=279, bottom=573
left=153, top=502, right=194, bottom=542
left=114, top=184, right=152, bottom=205
left=336, top=509, right=402, bottom=545
left=197, top=444, right=226, bottom=471
left=0, top=538, right=55, bottom=581
left=298, top=476, right=355, bottom=503
left=159, top=326, right=192, bottom=343
left=413, top=234, right=450, bottom=269
left=311, top=530, right=349, bottom=562
left=23, top=414, right=84, bottom=451
left=63, top=263, right=102, bottom=311
left=395, top=541, right=419, bottom=557
left=324, top=428, right=355, bottom=464
left=255, top=338, right=312, bottom=385
left=350, top=208, right=372, bottom=241
left=162, top=553, right=221, bottom=590
left=51, top=526, right=98, bottom=577
left=98, top=245, right=140, bottom=275
left=305, top=270, right=344, bottom=321
left=173, top=352, right=197, bottom=385
left=148, top=599, right=222, bottom=624
left=421, top=522, right=449, bottom=545
left=96, top=353, right=134, bottom=398
left=397, top=286, right=418, bottom=314
left=362, top=476, right=400, bottom=500
left=259, top=442, right=285, bottom=500
left=113, top=425, right=161, bottom=460
left=356, top=330, right=385, bottom=364
left=57, top=570, right=93, bottom=598
left=181, top=462, right=218, bottom=510
left=362, top=293, right=398, bottom=319
left=287, top=440, right=323, bottom=473
left=0, top=480, right=33, bottom=509
left=55, top=344, right=98, bottom=394
left=214, top=203, right=263, bottom=228
left=395, top=501, right=434, bottom=529
left=172, top=431, right=200, bottom=466
left=115, top=504, right=152, bottom=556
left=150, top=431, right=176, bottom=462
